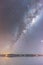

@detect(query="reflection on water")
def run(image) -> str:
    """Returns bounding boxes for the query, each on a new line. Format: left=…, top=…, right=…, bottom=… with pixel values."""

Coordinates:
left=0, top=57, right=43, bottom=65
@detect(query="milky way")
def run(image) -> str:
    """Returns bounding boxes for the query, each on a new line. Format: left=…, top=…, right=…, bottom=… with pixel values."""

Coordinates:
left=0, top=0, right=43, bottom=65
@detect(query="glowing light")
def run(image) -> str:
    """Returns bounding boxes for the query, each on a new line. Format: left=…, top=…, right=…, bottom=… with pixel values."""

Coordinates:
left=41, top=40, right=43, bottom=43
left=23, top=30, right=27, bottom=33
left=32, top=18, right=35, bottom=25
left=0, top=51, right=10, bottom=60
left=0, top=51, right=10, bottom=54
left=5, top=54, right=8, bottom=57
left=31, top=15, right=39, bottom=27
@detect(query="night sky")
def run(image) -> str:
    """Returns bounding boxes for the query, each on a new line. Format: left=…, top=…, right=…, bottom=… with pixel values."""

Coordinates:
left=0, top=0, right=43, bottom=65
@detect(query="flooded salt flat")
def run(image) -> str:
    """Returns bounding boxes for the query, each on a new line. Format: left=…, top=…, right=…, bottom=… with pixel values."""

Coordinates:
left=0, top=57, right=43, bottom=65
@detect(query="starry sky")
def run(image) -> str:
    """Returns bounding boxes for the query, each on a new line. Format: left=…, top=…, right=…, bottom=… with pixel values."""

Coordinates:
left=0, top=0, right=43, bottom=65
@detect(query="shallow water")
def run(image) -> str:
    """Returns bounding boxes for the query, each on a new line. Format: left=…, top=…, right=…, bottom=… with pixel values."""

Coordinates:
left=0, top=57, right=43, bottom=65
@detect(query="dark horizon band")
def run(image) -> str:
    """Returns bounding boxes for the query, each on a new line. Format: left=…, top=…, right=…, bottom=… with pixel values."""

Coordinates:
left=0, top=54, right=43, bottom=57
